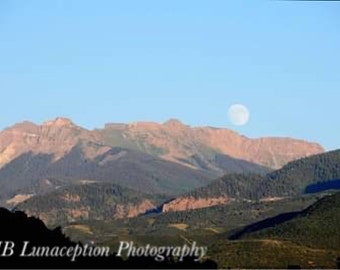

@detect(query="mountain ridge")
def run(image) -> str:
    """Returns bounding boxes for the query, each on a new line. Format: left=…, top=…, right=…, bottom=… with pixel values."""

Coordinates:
left=0, top=117, right=324, bottom=171
left=99, top=118, right=324, bottom=170
left=17, top=149, right=340, bottom=225
left=0, top=117, right=324, bottom=209
left=161, top=150, right=340, bottom=213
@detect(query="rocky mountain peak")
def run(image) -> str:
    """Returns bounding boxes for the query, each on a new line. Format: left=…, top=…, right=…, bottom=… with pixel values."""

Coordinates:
left=164, top=119, right=184, bottom=126
left=42, top=117, right=75, bottom=128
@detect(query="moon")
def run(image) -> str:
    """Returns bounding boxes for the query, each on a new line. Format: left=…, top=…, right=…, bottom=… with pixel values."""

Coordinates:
left=228, top=104, right=250, bottom=126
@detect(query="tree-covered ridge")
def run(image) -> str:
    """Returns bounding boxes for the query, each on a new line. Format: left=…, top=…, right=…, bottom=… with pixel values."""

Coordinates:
left=181, top=150, right=340, bottom=201
left=186, top=174, right=263, bottom=200
left=18, top=183, right=166, bottom=226
left=261, top=149, right=340, bottom=197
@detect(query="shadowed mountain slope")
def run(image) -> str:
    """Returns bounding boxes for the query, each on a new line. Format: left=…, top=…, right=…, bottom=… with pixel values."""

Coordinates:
left=0, top=145, right=215, bottom=205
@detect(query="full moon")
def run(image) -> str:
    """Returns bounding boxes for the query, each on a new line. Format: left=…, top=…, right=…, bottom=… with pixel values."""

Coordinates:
left=228, top=104, right=250, bottom=126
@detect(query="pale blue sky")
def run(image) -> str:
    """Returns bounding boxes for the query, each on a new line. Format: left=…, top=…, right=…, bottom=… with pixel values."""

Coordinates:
left=0, top=1, right=339, bottom=150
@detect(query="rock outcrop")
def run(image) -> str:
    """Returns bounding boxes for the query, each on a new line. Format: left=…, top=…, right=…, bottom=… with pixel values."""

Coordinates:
left=162, top=196, right=229, bottom=213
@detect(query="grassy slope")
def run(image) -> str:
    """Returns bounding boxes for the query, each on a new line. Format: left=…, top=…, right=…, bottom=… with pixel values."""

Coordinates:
left=209, top=239, right=339, bottom=269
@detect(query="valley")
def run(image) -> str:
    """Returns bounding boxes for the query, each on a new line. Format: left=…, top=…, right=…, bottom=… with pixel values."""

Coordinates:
left=1, top=118, right=339, bottom=268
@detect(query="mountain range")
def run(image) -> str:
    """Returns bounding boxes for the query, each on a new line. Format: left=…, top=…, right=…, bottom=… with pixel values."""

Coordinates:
left=18, top=149, right=340, bottom=225
left=18, top=151, right=340, bottom=268
left=2, top=117, right=340, bottom=269
left=0, top=117, right=324, bottom=171
left=0, top=117, right=323, bottom=205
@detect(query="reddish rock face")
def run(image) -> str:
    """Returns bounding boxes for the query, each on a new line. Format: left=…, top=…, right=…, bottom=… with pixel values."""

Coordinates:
left=113, top=200, right=156, bottom=219
left=162, top=196, right=229, bottom=213
left=127, top=200, right=156, bottom=218
left=0, top=117, right=324, bottom=170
